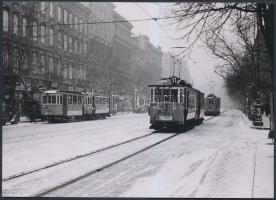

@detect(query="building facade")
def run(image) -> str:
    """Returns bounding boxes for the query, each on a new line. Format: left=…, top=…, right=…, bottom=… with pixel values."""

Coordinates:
left=2, top=2, right=164, bottom=121
left=112, top=12, right=134, bottom=94
left=2, top=1, right=91, bottom=120
left=131, top=35, right=163, bottom=95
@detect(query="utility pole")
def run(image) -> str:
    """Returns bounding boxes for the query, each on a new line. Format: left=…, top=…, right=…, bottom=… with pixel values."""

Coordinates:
left=178, top=60, right=181, bottom=79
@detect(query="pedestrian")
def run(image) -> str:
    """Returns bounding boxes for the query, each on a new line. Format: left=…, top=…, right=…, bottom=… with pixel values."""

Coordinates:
left=30, top=102, right=37, bottom=123
left=268, top=130, right=274, bottom=143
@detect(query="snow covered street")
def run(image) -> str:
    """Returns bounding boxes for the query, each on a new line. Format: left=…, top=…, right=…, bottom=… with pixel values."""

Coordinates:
left=2, top=110, right=274, bottom=198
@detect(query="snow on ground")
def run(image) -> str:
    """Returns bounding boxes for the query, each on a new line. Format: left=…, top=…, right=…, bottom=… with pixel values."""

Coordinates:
left=2, top=134, right=171, bottom=197
left=35, top=109, right=273, bottom=198
left=119, top=110, right=273, bottom=198
left=2, top=110, right=273, bottom=198
left=2, top=113, right=151, bottom=179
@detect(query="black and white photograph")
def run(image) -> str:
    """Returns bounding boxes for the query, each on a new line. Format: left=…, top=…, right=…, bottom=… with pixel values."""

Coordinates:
left=1, top=1, right=275, bottom=198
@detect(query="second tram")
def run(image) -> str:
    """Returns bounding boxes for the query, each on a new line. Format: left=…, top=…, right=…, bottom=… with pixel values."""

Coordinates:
left=204, top=94, right=221, bottom=116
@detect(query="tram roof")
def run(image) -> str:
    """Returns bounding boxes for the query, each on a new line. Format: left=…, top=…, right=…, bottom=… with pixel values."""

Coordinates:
left=43, top=90, right=82, bottom=94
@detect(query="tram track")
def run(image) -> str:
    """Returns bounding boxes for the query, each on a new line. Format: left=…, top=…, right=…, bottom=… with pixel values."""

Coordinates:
left=4, top=112, right=223, bottom=182
left=3, top=131, right=156, bottom=182
left=36, top=115, right=222, bottom=197
left=3, top=113, right=223, bottom=197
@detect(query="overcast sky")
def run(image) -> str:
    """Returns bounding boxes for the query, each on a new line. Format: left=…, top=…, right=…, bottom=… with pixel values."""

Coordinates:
left=113, top=2, right=234, bottom=107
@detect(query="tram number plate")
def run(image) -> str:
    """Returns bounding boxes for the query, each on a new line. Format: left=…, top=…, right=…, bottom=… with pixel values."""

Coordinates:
left=159, top=116, right=172, bottom=120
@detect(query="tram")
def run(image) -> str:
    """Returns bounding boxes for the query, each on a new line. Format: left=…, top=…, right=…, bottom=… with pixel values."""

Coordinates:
left=204, top=94, right=221, bottom=116
left=41, top=90, right=110, bottom=122
left=148, top=76, right=204, bottom=130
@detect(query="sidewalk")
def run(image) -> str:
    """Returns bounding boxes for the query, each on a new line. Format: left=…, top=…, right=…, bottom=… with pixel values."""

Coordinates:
left=242, top=114, right=274, bottom=198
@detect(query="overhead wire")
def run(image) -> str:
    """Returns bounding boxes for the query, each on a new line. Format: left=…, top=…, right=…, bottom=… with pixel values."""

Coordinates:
left=4, top=13, right=188, bottom=28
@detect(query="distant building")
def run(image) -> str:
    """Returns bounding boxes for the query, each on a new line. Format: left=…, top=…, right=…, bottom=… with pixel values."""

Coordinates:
left=112, top=12, right=134, bottom=94
left=131, top=35, right=163, bottom=95
left=82, top=2, right=115, bottom=92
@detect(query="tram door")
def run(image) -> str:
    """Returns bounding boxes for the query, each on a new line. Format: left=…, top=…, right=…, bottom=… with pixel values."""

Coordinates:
left=63, top=94, right=67, bottom=116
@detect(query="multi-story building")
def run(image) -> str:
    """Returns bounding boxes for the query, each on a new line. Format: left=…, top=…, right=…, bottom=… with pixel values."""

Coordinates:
left=130, top=34, right=163, bottom=95
left=2, top=1, right=91, bottom=121
left=81, top=2, right=115, bottom=92
left=2, top=2, right=165, bottom=121
left=112, top=11, right=133, bottom=94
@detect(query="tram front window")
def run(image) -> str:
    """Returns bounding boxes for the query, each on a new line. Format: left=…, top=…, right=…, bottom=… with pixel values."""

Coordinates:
left=154, top=89, right=178, bottom=102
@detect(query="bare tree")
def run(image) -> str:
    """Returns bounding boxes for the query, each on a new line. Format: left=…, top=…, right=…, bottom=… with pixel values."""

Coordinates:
left=167, top=3, right=273, bottom=64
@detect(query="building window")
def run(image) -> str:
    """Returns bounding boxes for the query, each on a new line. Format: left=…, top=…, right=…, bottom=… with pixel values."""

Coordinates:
left=69, top=36, right=73, bottom=52
left=3, top=10, right=9, bottom=32
left=64, top=34, right=68, bottom=51
left=83, top=66, right=86, bottom=80
left=33, top=22, right=37, bottom=41
left=40, top=54, right=46, bottom=74
left=32, top=53, right=37, bottom=73
left=50, top=2, right=54, bottom=18
left=74, top=40, right=78, bottom=53
left=69, top=64, right=73, bottom=79
left=84, top=43, right=87, bottom=55
left=64, top=9, right=67, bottom=24
left=63, top=63, right=68, bottom=79
left=50, top=28, right=53, bottom=46
left=3, top=46, right=9, bottom=71
left=41, top=25, right=46, bottom=44
left=13, top=14, right=18, bottom=35
left=22, top=52, right=27, bottom=69
left=68, top=13, right=72, bottom=28
left=78, top=18, right=81, bottom=32
left=79, top=65, right=82, bottom=80
left=57, top=59, right=61, bottom=76
left=41, top=2, right=46, bottom=14
left=58, top=6, right=62, bottom=22
left=58, top=32, right=62, bottom=49
left=13, top=49, right=19, bottom=72
left=49, top=57, right=54, bottom=73
left=79, top=18, right=83, bottom=33
left=75, top=16, right=78, bottom=30
left=22, top=18, right=27, bottom=37
left=86, top=23, right=89, bottom=35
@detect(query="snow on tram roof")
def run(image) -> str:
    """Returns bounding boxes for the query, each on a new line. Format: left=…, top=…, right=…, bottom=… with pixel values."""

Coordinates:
left=43, top=90, right=82, bottom=94
left=43, top=90, right=58, bottom=94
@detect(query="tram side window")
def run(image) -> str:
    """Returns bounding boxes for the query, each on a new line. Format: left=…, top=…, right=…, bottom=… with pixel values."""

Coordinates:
left=186, top=91, right=189, bottom=108
left=60, top=96, right=63, bottom=104
left=73, top=95, right=77, bottom=104
left=48, top=96, right=51, bottom=104
left=52, top=95, right=56, bottom=104
left=78, top=96, right=82, bottom=104
left=96, top=97, right=101, bottom=104
left=57, top=95, right=59, bottom=104
left=43, top=96, right=47, bottom=104
left=180, top=89, right=183, bottom=103
left=68, top=95, right=72, bottom=104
